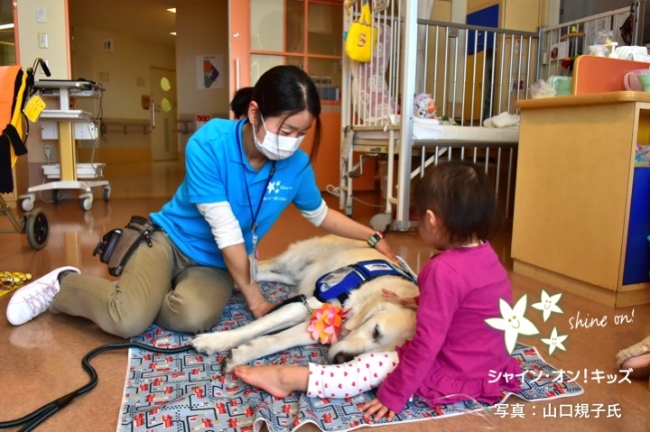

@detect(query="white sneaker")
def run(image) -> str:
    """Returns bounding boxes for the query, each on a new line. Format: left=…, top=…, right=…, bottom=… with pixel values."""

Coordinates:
left=6, top=266, right=80, bottom=326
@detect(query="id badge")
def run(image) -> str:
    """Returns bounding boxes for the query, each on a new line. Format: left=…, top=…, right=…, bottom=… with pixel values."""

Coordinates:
left=249, top=249, right=258, bottom=284
left=23, top=95, right=46, bottom=123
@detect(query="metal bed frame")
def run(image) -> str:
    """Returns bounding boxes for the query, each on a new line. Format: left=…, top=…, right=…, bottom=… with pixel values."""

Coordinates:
left=339, top=0, right=537, bottom=231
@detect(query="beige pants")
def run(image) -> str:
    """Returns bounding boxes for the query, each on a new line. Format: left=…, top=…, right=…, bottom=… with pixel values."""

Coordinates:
left=51, top=231, right=234, bottom=338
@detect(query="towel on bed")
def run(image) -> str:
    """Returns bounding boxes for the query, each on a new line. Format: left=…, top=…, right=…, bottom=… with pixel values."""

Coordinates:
left=483, top=112, right=520, bottom=128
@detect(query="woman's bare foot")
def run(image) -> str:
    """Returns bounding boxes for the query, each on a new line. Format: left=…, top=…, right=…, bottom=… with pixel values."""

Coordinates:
left=235, top=365, right=309, bottom=398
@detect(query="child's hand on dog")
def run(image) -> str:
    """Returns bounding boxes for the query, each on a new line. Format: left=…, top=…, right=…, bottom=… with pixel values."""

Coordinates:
left=382, top=289, right=417, bottom=309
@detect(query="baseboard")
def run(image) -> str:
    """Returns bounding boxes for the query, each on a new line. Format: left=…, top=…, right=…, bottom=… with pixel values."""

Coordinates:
left=513, top=260, right=650, bottom=308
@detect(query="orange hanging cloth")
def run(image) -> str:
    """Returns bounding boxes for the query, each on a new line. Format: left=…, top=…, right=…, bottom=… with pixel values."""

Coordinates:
left=0, top=65, right=30, bottom=193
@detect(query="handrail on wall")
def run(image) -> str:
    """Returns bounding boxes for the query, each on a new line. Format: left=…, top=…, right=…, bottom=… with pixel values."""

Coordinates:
left=102, top=118, right=151, bottom=135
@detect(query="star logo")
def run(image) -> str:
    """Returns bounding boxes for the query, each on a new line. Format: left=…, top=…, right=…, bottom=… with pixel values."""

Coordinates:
left=485, top=294, right=540, bottom=354
left=531, top=290, right=563, bottom=322
left=267, top=181, right=277, bottom=194
left=540, top=327, right=568, bottom=355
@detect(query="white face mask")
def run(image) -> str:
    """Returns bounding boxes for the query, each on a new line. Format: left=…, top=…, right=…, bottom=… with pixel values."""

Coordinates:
left=253, top=115, right=305, bottom=160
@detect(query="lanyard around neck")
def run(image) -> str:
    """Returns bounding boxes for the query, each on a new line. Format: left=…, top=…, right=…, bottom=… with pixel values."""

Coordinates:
left=238, top=122, right=276, bottom=236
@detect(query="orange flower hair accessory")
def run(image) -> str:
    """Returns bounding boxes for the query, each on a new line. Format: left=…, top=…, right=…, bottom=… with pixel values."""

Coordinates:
left=307, top=304, right=344, bottom=345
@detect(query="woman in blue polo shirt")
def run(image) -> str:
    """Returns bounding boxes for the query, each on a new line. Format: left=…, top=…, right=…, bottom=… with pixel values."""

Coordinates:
left=6, top=65, right=397, bottom=338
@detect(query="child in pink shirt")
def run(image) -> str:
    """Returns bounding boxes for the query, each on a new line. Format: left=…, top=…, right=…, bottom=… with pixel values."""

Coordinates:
left=235, top=160, right=522, bottom=421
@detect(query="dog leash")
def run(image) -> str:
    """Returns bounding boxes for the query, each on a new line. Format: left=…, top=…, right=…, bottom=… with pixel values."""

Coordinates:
left=2, top=293, right=326, bottom=430
left=0, top=342, right=195, bottom=431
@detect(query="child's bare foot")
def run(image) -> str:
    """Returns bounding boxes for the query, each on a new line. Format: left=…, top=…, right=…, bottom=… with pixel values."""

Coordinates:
left=621, top=352, right=650, bottom=378
left=235, top=365, right=308, bottom=398
left=617, top=336, right=650, bottom=378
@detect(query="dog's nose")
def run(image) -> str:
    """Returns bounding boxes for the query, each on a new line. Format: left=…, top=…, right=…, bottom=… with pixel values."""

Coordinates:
left=332, top=352, right=355, bottom=364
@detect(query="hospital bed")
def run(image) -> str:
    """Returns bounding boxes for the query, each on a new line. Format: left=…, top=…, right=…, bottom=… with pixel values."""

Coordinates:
left=338, top=0, right=642, bottom=231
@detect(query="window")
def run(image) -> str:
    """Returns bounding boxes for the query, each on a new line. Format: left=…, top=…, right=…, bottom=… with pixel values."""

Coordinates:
left=249, top=0, right=342, bottom=103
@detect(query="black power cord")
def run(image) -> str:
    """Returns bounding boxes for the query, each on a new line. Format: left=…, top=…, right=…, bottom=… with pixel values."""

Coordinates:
left=0, top=342, right=195, bottom=431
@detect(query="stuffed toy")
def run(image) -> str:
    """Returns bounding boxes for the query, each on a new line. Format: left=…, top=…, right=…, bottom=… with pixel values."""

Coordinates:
left=635, top=144, right=650, bottom=166
left=413, top=93, right=438, bottom=119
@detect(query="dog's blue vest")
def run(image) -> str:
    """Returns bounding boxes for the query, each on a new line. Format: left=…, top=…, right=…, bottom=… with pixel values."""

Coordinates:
left=315, top=259, right=417, bottom=303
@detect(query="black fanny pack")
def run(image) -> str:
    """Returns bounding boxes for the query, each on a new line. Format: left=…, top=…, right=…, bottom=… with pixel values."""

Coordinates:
left=93, top=216, right=159, bottom=277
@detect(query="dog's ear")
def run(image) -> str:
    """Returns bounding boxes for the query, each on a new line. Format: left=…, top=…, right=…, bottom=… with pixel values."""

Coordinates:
left=343, top=300, right=388, bottom=332
left=343, top=303, right=371, bottom=332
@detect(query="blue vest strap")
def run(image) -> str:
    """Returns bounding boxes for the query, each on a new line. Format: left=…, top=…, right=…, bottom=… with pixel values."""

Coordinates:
left=314, top=259, right=416, bottom=303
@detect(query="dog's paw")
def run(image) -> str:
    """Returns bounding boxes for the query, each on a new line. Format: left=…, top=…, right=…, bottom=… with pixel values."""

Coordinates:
left=191, top=332, right=233, bottom=355
left=220, top=346, right=251, bottom=373
left=220, top=350, right=234, bottom=374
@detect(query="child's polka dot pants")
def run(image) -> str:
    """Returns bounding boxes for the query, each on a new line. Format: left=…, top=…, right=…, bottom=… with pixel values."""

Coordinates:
left=306, top=351, right=399, bottom=398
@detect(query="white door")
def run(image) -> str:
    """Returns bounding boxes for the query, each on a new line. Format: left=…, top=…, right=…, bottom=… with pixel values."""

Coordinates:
left=150, top=67, right=178, bottom=161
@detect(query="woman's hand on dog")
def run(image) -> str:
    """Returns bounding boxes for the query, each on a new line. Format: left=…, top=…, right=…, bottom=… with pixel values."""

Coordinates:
left=360, top=398, right=396, bottom=422
left=248, top=299, right=277, bottom=319
left=375, top=238, right=398, bottom=263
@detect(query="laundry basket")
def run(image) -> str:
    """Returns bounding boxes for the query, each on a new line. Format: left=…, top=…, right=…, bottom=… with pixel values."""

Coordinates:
left=0, top=59, right=51, bottom=250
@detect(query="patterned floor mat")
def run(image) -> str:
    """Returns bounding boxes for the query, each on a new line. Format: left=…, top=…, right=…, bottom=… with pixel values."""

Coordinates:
left=117, top=282, right=584, bottom=432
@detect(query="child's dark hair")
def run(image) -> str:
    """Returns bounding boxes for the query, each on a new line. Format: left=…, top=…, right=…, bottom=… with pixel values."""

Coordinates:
left=252, top=65, right=321, bottom=160
left=414, top=160, right=501, bottom=244
left=230, top=87, right=254, bottom=119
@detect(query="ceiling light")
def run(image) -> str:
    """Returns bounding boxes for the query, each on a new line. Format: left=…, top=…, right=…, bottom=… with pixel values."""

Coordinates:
left=170, top=32, right=177, bottom=36
left=167, top=8, right=176, bottom=13
left=0, top=23, right=15, bottom=30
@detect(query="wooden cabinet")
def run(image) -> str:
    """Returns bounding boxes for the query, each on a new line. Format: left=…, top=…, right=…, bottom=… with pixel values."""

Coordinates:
left=512, top=92, right=650, bottom=308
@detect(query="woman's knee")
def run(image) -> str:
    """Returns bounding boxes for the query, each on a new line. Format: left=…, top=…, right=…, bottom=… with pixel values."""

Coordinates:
left=158, top=295, right=227, bottom=334
left=156, top=267, right=234, bottom=333
left=166, top=306, right=222, bottom=333
left=104, top=315, right=154, bottom=339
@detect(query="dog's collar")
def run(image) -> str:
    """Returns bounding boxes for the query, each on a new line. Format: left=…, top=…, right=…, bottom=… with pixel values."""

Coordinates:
left=265, top=294, right=312, bottom=316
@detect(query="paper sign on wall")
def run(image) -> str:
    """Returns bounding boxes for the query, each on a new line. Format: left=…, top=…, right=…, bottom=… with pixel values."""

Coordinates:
left=196, top=114, right=211, bottom=130
left=102, top=39, right=114, bottom=52
left=197, top=55, right=224, bottom=90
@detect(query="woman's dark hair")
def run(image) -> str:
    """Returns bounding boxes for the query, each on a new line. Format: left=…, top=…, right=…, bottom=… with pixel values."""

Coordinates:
left=251, top=65, right=322, bottom=160
left=414, top=160, right=501, bottom=244
left=230, top=87, right=254, bottom=119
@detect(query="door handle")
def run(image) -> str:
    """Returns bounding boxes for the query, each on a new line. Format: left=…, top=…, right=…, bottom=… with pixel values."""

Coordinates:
left=235, top=58, right=241, bottom=90
left=151, top=98, right=156, bottom=129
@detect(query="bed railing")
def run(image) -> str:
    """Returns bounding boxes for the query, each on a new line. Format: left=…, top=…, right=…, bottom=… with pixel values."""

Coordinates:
left=418, top=20, right=538, bottom=125
left=339, top=0, right=537, bottom=231
left=538, top=2, right=644, bottom=80
left=341, top=2, right=539, bottom=130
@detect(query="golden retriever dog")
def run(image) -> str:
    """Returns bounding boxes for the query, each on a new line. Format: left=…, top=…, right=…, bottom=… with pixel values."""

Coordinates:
left=192, top=235, right=418, bottom=372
